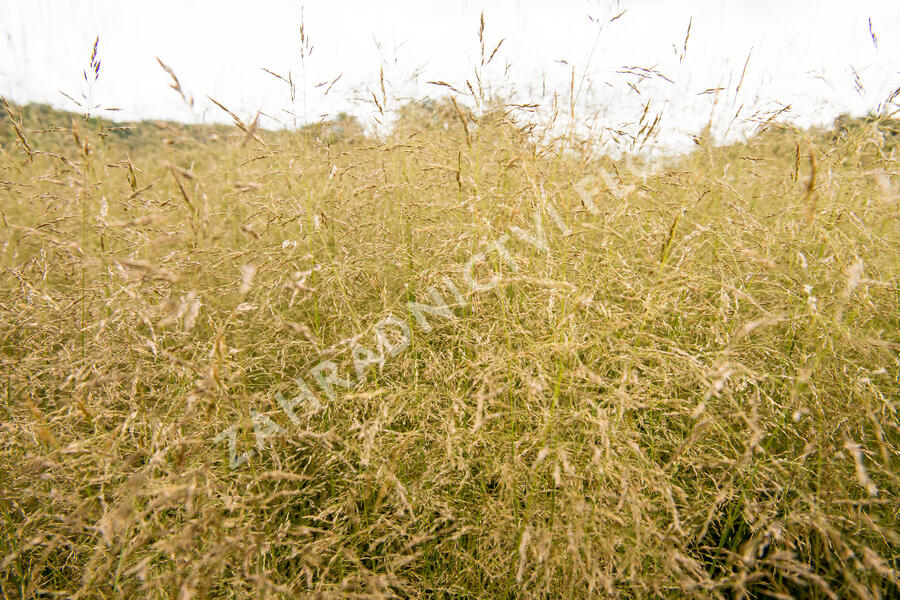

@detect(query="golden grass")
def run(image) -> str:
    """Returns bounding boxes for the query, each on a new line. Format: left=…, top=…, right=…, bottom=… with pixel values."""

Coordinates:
left=0, top=92, right=898, bottom=599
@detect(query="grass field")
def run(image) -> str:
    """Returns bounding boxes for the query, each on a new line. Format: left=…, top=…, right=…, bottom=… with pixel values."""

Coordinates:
left=0, top=94, right=898, bottom=599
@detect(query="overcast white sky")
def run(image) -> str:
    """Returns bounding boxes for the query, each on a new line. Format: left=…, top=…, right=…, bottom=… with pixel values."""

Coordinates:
left=1, top=1, right=898, bottom=151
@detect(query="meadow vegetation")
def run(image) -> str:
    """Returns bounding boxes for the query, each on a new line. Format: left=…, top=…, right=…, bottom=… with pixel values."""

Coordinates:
left=0, top=91, right=898, bottom=599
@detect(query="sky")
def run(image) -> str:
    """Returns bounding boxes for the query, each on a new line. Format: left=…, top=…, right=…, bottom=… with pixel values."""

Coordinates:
left=1, top=1, right=898, bottom=152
